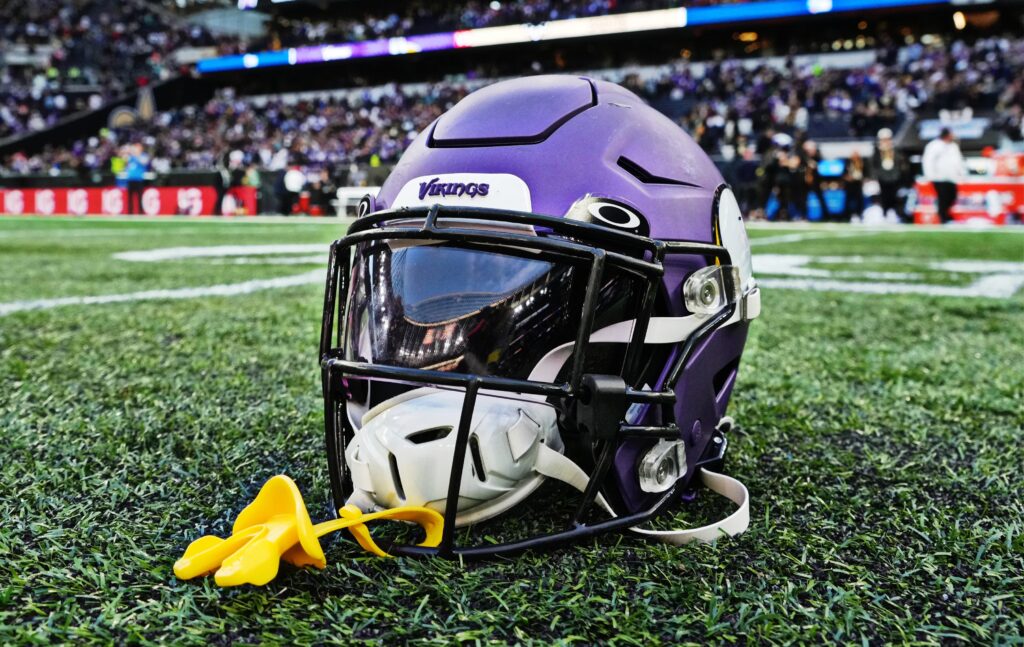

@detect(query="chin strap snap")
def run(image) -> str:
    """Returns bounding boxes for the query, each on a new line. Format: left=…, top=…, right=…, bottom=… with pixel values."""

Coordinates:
left=174, top=475, right=444, bottom=587
left=533, top=443, right=749, bottom=544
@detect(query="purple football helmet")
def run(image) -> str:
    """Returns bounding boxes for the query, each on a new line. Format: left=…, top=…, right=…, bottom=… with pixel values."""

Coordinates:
left=320, top=75, right=760, bottom=557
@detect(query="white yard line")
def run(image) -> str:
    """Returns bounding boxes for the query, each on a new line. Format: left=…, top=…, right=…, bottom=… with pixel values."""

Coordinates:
left=3, top=228, right=1020, bottom=319
left=755, top=254, right=1024, bottom=275
left=749, top=230, right=884, bottom=247
left=758, top=274, right=1024, bottom=299
left=754, top=253, right=1024, bottom=297
left=209, top=255, right=327, bottom=265
left=113, top=244, right=327, bottom=262
left=0, top=270, right=323, bottom=317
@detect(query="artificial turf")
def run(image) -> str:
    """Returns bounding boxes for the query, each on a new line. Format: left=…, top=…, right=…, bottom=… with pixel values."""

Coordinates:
left=0, top=216, right=1021, bottom=644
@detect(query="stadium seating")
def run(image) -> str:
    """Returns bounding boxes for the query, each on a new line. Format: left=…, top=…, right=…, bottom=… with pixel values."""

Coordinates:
left=0, top=0, right=717, bottom=143
left=3, top=37, right=1022, bottom=180
left=0, top=0, right=220, bottom=141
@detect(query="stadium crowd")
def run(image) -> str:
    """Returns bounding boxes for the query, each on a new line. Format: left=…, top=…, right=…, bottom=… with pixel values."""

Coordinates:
left=0, top=0, right=720, bottom=141
left=1, top=0, right=224, bottom=140
left=677, top=36, right=1024, bottom=145
left=5, top=0, right=1022, bottom=150
left=3, top=35, right=1023, bottom=218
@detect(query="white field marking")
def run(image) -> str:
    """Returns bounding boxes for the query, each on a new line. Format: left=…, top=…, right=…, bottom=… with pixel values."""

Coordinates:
left=753, top=255, right=920, bottom=280
left=0, top=270, right=323, bottom=317
left=757, top=275, right=1024, bottom=299
left=756, top=254, right=1024, bottom=275
left=753, top=254, right=921, bottom=280
left=209, top=254, right=326, bottom=265
left=6, top=227, right=1020, bottom=318
left=113, top=244, right=327, bottom=262
left=819, top=270, right=924, bottom=281
left=754, top=254, right=1024, bottom=299
left=748, top=230, right=883, bottom=247
left=934, top=260, right=1024, bottom=274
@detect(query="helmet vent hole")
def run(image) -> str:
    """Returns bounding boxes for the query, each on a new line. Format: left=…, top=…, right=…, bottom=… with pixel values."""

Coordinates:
left=616, top=156, right=701, bottom=188
left=469, top=435, right=486, bottom=482
left=407, top=425, right=453, bottom=444
left=388, top=452, right=406, bottom=501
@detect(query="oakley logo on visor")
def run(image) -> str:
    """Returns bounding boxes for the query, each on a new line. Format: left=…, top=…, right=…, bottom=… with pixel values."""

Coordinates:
left=589, top=202, right=641, bottom=229
left=565, top=196, right=649, bottom=236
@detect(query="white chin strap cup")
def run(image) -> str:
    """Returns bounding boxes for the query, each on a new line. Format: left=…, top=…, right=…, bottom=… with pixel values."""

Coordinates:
left=347, top=387, right=749, bottom=544
left=346, top=388, right=563, bottom=527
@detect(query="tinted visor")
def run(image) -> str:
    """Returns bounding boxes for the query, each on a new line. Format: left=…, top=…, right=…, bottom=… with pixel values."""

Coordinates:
left=343, top=240, right=641, bottom=384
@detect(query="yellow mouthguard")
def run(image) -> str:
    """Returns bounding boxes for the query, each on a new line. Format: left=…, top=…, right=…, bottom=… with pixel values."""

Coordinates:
left=173, top=475, right=444, bottom=587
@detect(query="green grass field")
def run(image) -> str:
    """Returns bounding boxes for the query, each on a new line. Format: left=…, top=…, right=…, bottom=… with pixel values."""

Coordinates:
left=1, top=216, right=1022, bottom=644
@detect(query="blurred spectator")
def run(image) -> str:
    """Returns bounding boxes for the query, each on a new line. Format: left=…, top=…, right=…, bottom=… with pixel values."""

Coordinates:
left=798, top=140, right=833, bottom=221
left=871, top=128, right=909, bottom=222
left=842, top=151, right=866, bottom=222
left=124, top=143, right=150, bottom=215
left=762, top=134, right=799, bottom=221
left=922, top=127, right=965, bottom=224
left=243, top=164, right=262, bottom=213
left=312, top=168, right=337, bottom=215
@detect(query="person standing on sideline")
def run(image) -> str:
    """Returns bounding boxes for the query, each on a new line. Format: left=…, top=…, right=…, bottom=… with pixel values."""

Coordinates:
left=800, top=140, right=835, bottom=221
left=922, top=127, right=965, bottom=224
left=871, top=128, right=909, bottom=222
left=842, top=151, right=866, bottom=222
left=125, top=144, right=150, bottom=215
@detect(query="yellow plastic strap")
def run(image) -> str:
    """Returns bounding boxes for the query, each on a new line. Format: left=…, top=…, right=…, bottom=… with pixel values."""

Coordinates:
left=174, top=475, right=444, bottom=587
left=312, top=504, right=445, bottom=558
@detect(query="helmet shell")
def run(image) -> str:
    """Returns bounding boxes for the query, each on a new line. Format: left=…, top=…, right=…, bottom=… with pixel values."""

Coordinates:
left=377, top=75, right=723, bottom=243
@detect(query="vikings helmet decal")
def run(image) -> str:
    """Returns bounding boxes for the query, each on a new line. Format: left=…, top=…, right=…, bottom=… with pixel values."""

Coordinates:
left=320, top=75, right=760, bottom=557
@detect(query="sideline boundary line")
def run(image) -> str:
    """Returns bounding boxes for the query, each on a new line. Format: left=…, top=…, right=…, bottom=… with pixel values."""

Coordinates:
left=0, top=270, right=323, bottom=317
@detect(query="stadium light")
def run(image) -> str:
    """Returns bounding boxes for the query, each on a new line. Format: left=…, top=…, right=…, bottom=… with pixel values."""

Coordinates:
left=201, top=0, right=948, bottom=74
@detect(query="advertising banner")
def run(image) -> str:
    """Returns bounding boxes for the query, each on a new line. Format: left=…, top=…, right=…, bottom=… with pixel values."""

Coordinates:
left=913, top=179, right=1024, bottom=225
left=0, top=186, right=258, bottom=216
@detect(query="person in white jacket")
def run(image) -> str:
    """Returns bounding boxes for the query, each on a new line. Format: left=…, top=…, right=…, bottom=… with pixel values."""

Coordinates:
left=921, top=127, right=966, bottom=224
